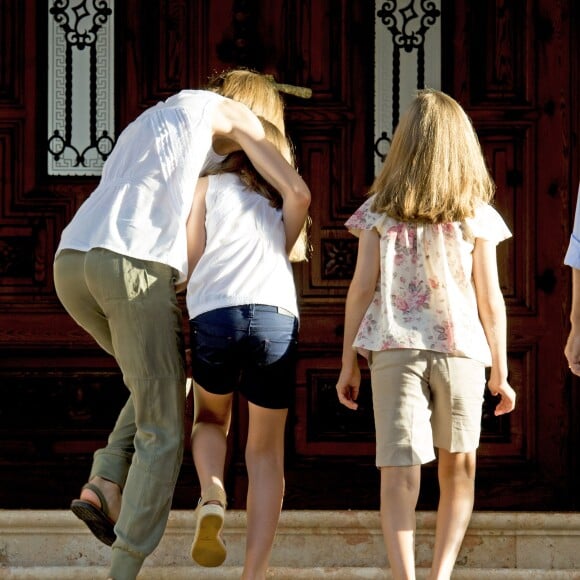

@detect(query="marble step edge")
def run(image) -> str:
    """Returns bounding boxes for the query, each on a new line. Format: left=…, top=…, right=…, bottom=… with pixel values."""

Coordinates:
left=4, top=509, right=580, bottom=534
left=2, top=567, right=580, bottom=580
left=3, top=510, right=580, bottom=572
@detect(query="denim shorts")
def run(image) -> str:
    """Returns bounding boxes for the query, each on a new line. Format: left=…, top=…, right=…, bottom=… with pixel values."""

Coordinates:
left=189, top=304, right=299, bottom=409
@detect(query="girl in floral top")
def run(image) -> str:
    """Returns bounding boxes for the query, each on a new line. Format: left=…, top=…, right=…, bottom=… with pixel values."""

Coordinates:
left=336, top=89, right=516, bottom=580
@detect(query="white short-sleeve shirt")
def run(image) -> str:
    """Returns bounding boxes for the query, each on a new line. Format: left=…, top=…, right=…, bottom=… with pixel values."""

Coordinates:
left=56, top=90, right=225, bottom=283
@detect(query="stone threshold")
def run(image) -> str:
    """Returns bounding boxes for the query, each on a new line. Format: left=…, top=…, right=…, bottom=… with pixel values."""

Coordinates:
left=1, top=510, right=579, bottom=575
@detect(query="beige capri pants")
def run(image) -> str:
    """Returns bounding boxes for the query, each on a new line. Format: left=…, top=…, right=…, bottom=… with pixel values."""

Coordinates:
left=368, top=349, right=486, bottom=467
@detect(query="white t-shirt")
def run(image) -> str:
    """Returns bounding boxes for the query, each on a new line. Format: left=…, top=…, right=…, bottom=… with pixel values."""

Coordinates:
left=345, top=197, right=512, bottom=366
left=55, top=90, right=225, bottom=283
left=186, top=172, right=299, bottom=321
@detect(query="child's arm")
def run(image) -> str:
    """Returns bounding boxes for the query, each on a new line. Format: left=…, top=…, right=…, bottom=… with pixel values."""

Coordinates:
left=472, top=238, right=516, bottom=415
left=336, top=228, right=380, bottom=410
left=175, top=176, right=208, bottom=293
left=211, top=99, right=311, bottom=253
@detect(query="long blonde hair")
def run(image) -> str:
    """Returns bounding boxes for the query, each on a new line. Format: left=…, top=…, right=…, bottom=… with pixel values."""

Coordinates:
left=207, top=69, right=286, bottom=137
left=207, top=118, right=311, bottom=262
left=370, top=89, right=495, bottom=223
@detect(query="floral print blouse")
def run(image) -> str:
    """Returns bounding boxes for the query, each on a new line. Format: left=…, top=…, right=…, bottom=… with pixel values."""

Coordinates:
left=345, top=197, right=512, bottom=366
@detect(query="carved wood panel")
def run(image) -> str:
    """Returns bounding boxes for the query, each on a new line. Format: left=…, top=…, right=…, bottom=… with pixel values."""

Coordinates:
left=448, top=0, right=575, bottom=508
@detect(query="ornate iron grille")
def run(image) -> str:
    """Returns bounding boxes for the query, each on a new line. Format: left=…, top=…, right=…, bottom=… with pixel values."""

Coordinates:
left=374, top=0, right=441, bottom=170
left=47, top=0, right=115, bottom=176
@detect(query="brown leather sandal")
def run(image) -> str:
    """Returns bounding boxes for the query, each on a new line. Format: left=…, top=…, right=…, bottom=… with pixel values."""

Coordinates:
left=191, top=483, right=227, bottom=567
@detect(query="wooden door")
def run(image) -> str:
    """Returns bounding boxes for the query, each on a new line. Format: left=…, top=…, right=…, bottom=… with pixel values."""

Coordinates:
left=0, top=0, right=578, bottom=512
left=440, top=0, right=577, bottom=509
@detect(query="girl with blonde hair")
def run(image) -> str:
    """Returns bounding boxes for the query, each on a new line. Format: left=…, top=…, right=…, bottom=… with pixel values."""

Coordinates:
left=336, top=89, right=516, bottom=580
left=185, top=119, right=310, bottom=579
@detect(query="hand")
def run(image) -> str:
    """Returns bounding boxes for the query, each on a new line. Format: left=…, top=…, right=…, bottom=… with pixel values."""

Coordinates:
left=564, top=329, right=580, bottom=376
left=488, top=379, right=516, bottom=416
left=336, top=364, right=361, bottom=410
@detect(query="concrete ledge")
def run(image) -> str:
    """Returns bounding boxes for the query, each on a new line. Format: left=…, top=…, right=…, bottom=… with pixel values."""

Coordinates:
left=1, top=510, right=580, bottom=575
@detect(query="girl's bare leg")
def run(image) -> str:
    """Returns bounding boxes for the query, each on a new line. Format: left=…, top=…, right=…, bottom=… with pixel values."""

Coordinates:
left=189, top=383, right=233, bottom=567
left=428, top=449, right=476, bottom=580
left=380, top=465, right=421, bottom=580
left=242, top=402, right=288, bottom=580
left=190, top=383, right=233, bottom=495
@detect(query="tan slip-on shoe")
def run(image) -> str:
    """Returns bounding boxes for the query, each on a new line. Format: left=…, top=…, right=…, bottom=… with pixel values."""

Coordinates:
left=191, top=483, right=227, bottom=567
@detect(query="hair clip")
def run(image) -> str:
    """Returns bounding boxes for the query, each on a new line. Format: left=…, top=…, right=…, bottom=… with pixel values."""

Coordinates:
left=265, top=75, right=313, bottom=99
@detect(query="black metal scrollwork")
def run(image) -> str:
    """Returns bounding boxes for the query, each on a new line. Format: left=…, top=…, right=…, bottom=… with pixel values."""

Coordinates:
left=376, top=0, right=441, bottom=159
left=48, top=0, right=115, bottom=168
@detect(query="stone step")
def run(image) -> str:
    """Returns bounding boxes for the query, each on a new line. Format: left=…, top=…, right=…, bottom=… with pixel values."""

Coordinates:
left=3, top=567, right=580, bottom=579
left=1, top=510, right=579, bottom=578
